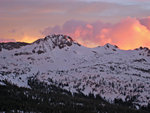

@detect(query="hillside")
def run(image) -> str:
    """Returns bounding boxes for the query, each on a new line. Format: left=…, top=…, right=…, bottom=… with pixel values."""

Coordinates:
left=0, top=34, right=150, bottom=112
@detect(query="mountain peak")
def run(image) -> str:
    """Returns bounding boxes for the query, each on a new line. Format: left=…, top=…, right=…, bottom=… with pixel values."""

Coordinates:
left=103, top=43, right=118, bottom=51
left=135, top=46, right=150, bottom=51
left=34, top=34, right=80, bottom=49
left=135, top=46, right=150, bottom=56
left=104, top=43, right=118, bottom=48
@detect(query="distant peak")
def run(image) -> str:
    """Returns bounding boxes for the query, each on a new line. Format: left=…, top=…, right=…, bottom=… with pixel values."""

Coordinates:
left=104, top=43, right=118, bottom=49
left=135, top=46, right=150, bottom=56
left=135, top=46, right=150, bottom=51
left=0, top=42, right=29, bottom=51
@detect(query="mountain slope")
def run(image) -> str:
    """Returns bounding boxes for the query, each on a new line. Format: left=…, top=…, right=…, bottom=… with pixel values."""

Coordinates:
left=0, top=34, right=150, bottom=108
left=1, top=79, right=149, bottom=113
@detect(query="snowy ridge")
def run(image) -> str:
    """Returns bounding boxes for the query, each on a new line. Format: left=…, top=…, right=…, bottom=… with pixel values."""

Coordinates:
left=0, top=42, right=29, bottom=51
left=0, top=34, right=150, bottom=107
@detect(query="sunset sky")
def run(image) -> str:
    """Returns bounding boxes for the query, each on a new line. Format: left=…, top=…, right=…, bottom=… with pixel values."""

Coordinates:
left=0, top=0, right=150, bottom=49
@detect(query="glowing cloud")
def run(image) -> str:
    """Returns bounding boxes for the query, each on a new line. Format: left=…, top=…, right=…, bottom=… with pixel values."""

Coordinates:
left=99, top=17, right=150, bottom=50
left=42, top=17, right=150, bottom=50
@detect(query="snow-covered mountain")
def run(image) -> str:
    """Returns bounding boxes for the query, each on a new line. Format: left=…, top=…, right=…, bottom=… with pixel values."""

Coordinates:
left=0, top=34, right=150, bottom=107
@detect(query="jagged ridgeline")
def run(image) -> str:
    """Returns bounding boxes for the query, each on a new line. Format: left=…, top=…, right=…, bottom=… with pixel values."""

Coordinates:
left=0, top=34, right=150, bottom=112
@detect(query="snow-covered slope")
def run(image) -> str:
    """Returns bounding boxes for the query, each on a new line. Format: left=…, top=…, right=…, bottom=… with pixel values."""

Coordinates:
left=0, top=34, right=150, bottom=107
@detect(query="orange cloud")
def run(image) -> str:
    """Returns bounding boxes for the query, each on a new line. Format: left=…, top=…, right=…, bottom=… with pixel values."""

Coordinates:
left=42, top=17, right=150, bottom=50
left=99, top=17, right=150, bottom=50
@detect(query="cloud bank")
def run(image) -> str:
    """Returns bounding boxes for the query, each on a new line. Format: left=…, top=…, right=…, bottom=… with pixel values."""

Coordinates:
left=42, top=17, right=150, bottom=50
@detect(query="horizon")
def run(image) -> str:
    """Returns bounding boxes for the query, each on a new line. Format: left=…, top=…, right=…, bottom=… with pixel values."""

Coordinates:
left=0, top=0, right=150, bottom=50
left=1, top=34, right=150, bottom=50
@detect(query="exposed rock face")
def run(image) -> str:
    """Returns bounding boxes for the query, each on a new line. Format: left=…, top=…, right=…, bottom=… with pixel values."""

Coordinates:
left=34, top=34, right=80, bottom=49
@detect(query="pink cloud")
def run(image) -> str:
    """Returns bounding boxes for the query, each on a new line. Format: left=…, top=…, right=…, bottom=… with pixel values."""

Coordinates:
left=42, top=17, right=150, bottom=50
left=42, top=20, right=111, bottom=47
left=100, top=17, right=150, bottom=49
